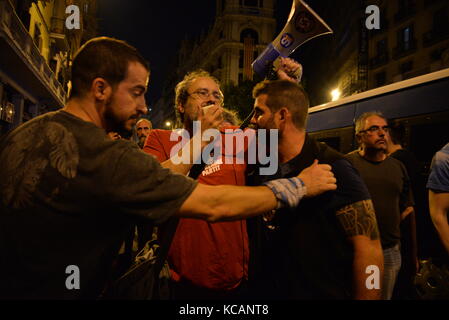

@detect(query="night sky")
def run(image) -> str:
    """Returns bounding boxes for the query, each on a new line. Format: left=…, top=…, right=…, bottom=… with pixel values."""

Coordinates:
left=96, top=0, right=298, bottom=106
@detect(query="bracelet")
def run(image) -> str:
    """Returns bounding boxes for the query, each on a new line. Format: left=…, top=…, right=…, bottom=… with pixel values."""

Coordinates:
left=263, top=177, right=307, bottom=209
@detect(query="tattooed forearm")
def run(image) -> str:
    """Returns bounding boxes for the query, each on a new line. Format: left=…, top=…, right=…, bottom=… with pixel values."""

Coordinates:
left=336, top=199, right=380, bottom=240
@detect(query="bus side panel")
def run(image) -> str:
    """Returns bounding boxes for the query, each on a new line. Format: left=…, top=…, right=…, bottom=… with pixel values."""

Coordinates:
left=355, top=79, right=449, bottom=120
left=307, top=103, right=356, bottom=132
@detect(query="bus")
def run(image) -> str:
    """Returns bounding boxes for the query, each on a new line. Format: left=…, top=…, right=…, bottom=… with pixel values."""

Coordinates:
left=307, top=67, right=449, bottom=170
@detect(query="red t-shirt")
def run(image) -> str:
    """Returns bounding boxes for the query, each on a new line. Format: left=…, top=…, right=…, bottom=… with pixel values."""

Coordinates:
left=143, top=128, right=252, bottom=290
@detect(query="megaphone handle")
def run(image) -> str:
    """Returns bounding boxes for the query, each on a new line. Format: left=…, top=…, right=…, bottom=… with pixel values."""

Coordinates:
left=265, top=61, right=278, bottom=81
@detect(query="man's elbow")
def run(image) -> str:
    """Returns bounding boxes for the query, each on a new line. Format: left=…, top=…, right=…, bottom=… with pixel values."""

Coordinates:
left=431, top=210, right=449, bottom=228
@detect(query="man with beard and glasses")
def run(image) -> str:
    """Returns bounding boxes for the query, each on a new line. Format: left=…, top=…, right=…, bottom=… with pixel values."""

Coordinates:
left=0, top=37, right=336, bottom=299
left=346, top=112, right=414, bottom=300
left=247, top=80, right=383, bottom=300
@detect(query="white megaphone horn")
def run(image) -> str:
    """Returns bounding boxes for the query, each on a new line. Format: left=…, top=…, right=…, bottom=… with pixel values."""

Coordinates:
left=252, top=0, right=333, bottom=77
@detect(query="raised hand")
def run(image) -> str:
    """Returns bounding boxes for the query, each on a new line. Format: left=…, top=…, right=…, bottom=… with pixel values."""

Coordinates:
left=275, top=57, right=303, bottom=83
left=197, top=104, right=223, bottom=132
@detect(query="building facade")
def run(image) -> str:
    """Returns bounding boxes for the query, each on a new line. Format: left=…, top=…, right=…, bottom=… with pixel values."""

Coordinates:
left=297, top=0, right=449, bottom=106
left=0, top=0, right=97, bottom=135
left=367, top=0, right=449, bottom=88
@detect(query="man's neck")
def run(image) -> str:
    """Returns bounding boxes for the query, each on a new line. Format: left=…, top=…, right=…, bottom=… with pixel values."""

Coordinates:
left=62, top=98, right=105, bottom=129
left=278, top=127, right=306, bottom=164
left=359, top=148, right=387, bottom=162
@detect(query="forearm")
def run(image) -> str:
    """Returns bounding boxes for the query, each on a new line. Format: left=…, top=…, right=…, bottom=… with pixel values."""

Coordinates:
left=160, top=159, right=193, bottom=175
left=351, top=236, right=384, bottom=300
left=160, top=130, right=208, bottom=175
left=429, top=191, right=449, bottom=254
left=335, top=200, right=383, bottom=299
left=401, top=206, right=414, bottom=220
left=432, top=210, right=449, bottom=254
left=177, top=184, right=277, bottom=222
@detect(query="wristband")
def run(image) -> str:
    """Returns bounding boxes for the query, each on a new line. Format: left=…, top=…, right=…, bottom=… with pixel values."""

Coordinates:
left=263, top=177, right=307, bottom=209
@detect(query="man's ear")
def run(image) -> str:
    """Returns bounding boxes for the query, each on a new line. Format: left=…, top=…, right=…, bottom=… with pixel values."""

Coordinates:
left=279, top=107, right=289, bottom=121
left=92, top=78, right=112, bottom=101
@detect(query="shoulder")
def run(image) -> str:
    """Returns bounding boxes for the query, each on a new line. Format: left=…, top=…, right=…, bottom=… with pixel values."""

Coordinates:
left=146, top=129, right=183, bottom=148
left=328, top=159, right=371, bottom=208
left=427, top=150, right=449, bottom=192
left=332, top=158, right=365, bottom=185
left=315, top=141, right=345, bottom=163
left=427, top=144, right=449, bottom=190
left=435, top=144, right=449, bottom=163
left=150, top=129, right=175, bottom=140
left=440, top=143, right=449, bottom=155
left=344, top=150, right=361, bottom=163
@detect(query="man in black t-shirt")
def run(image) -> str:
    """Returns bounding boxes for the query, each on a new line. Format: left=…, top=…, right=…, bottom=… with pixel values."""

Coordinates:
left=0, top=38, right=337, bottom=299
left=346, top=112, right=414, bottom=300
left=387, top=122, right=425, bottom=299
left=247, top=80, right=383, bottom=299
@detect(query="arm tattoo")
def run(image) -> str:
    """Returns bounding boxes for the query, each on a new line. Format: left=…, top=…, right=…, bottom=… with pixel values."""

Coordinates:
left=336, top=199, right=380, bottom=240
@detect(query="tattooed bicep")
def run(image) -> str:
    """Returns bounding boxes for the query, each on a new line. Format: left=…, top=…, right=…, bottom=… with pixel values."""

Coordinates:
left=336, top=199, right=380, bottom=240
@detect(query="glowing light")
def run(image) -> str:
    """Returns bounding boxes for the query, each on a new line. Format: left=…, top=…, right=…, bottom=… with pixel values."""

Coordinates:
left=165, top=121, right=172, bottom=128
left=331, top=88, right=341, bottom=101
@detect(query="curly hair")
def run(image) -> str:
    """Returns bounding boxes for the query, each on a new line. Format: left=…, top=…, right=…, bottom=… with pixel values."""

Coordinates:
left=174, top=70, right=221, bottom=124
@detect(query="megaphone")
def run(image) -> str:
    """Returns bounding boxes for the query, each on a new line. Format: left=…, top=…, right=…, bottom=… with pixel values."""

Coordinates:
left=252, top=0, right=333, bottom=78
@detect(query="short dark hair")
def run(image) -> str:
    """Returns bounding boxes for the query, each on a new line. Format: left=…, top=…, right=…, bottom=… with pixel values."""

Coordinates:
left=389, top=120, right=405, bottom=145
left=69, top=37, right=150, bottom=99
left=252, top=80, right=309, bottom=129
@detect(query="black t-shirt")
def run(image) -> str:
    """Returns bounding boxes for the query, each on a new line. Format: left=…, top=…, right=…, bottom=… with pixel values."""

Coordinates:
left=390, top=149, right=425, bottom=207
left=247, top=135, right=371, bottom=299
left=345, top=151, right=414, bottom=249
left=0, top=111, right=197, bottom=299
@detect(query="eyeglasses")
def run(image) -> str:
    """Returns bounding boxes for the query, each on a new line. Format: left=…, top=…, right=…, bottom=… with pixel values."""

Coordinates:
left=188, top=89, right=224, bottom=103
left=359, top=125, right=390, bottom=134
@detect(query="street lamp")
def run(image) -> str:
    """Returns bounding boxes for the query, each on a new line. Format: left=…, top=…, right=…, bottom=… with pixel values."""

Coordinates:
left=331, top=88, right=341, bottom=101
left=165, top=121, right=172, bottom=129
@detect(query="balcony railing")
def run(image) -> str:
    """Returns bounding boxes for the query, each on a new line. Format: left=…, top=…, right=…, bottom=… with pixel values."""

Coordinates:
left=0, top=0, right=66, bottom=105
left=50, top=17, right=65, bottom=34
left=393, top=39, right=417, bottom=59
left=423, top=28, right=449, bottom=48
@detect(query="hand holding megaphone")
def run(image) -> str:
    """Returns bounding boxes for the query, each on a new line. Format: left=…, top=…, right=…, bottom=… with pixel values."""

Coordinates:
left=274, top=57, right=303, bottom=83
left=252, top=0, right=333, bottom=78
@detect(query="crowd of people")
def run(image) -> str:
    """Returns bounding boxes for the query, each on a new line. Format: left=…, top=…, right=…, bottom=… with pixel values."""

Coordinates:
left=0, top=36, right=448, bottom=300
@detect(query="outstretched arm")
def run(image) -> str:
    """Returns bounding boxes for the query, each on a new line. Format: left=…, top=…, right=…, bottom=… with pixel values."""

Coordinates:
left=336, top=199, right=384, bottom=300
left=178, top=160, right=337, bottom=221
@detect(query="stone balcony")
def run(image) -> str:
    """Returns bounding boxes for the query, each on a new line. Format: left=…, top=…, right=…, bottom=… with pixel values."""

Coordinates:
left=0, top=0, right=66, bottom=107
